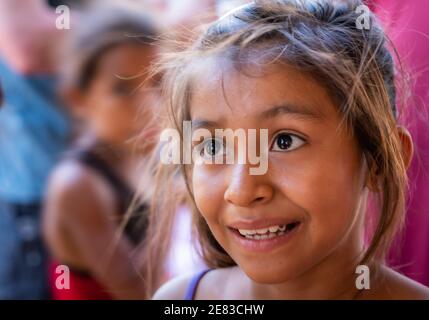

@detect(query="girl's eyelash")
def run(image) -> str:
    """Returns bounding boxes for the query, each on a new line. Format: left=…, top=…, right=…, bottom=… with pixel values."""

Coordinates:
left=192, top=136, right=214, bottom=148
left=271, top=130, right=307, bottom=142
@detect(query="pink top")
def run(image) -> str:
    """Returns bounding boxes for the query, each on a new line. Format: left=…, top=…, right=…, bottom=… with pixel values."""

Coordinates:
left=368, top=0, right=429, bottom=286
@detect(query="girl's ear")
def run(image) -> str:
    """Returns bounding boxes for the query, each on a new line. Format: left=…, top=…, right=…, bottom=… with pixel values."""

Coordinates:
left=397, top=126, right=414, bottom=169
left=365, top=126, right=414, bottom=192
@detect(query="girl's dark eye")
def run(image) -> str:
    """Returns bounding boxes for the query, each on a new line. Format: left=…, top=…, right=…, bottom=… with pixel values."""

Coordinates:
left=200, top=138, right=224, bottom=158
left=271, top=132, right=306, bottom=152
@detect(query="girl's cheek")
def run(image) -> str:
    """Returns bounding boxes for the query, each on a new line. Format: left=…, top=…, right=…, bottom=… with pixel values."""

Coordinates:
left=192, top=165, right=220, bottom=219
left=192, top=166, right=225, bottom=221
left=270, top=149, right=362, bottom=231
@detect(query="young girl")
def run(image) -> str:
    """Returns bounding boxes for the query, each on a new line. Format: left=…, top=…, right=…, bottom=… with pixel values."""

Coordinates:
left=149, top=0, right=429, bottom=299
left=43, top=4, right=161, bottom=299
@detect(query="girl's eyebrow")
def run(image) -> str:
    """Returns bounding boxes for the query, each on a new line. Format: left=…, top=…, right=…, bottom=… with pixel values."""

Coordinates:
left=260, top=103, right=325, bottom=121
left=191, top=119, right=223, bottom=131
left=191, top=103, right=324, bottom=130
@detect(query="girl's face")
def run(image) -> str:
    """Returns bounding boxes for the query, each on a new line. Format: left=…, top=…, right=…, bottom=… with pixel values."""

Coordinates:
left=190, top=60, right=369, bottom=284
left=79, top=44, right=160, bottom=150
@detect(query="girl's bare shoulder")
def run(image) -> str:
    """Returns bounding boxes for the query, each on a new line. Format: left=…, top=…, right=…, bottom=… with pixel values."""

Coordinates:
left=366, top=266, right=429, bottom=300
left=152, top=273, right=195, bottom=300
left=153, top=267, right=238, bottom=300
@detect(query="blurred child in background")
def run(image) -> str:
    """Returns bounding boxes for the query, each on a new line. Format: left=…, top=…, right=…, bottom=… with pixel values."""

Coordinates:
left=42, top=2, right=161, bottom=299
left=0, top=0, right=70, bottom=299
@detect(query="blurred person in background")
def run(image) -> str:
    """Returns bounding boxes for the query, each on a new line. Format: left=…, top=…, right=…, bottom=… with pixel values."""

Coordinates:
left=42, top=2, right=161, bottom=300
left=0, top=0, right=71, bottom=299
left=366, top=0, right=429, bottom=287
left=0, top=80, right=3, bottom=106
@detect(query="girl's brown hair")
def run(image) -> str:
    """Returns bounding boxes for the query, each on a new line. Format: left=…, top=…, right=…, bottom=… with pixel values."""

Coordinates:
left=143, top=0, right=410, bottom=295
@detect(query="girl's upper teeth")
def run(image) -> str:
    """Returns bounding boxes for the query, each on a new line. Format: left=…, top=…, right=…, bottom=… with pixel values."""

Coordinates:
left=238, top=224, right=286, bottom=236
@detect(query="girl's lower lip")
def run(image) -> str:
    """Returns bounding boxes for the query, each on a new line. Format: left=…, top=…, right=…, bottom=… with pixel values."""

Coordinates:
left=228, top=223, right=302, bottom=253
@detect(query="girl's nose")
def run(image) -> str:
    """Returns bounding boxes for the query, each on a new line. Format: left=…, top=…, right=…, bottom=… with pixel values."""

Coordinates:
left=224, top=164, right=274, bottom=207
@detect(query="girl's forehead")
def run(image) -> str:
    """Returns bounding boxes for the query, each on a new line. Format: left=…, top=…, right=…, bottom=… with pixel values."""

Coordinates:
left=189, top=57, right=338, bottom=125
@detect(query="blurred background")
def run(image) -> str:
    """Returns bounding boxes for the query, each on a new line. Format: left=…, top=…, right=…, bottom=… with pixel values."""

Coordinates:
left=0, top=0, right=428, bottom=300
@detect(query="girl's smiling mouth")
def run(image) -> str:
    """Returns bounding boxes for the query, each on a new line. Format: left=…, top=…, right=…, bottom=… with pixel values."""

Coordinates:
left=227, top=218, right=303, bottom=253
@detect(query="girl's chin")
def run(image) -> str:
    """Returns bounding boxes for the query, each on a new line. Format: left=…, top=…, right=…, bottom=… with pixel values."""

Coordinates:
left=238, top=261, right=303, bottom=285
left=245, top=271, right=296, bottom=285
